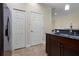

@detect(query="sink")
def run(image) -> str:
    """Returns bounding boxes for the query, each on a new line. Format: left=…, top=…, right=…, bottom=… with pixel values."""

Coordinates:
left=70, top=36, right=79, bottom=39
left=54, top=33, right=79, bottom=39
left=59, top=34, right=70, bottom=37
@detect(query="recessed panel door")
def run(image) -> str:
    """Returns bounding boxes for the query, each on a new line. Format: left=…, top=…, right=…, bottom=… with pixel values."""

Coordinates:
left=30, top=12, right=44, bottom=46
left=12, top=9, right=26, bottom=49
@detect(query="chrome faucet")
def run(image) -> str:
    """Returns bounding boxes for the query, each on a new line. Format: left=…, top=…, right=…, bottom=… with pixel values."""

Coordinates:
left=69, top=23, right=72, bottom=35
left=74, top=32, right=76, bottom=36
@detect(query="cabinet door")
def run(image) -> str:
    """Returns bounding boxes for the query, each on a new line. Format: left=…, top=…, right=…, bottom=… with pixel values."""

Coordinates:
left=46, top=34, right=51, bottom=54
left=64, top=45, right=79, bottom=56
left=50, top=36, right=60, bottom=56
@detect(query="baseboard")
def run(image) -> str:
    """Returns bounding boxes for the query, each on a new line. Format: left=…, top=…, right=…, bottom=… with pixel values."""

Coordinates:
left=27, top=41, right=45, bottom=47
left=26, top=44, right=31, bottom=48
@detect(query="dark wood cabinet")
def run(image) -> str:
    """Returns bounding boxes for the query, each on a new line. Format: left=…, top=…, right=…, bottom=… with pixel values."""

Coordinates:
left=62, top=39, right=79, bottom=56
left=50, top=35, right=60, bottom=56
left=46, top=33, right=79, bottom=56
left=46, top=34, right=60, bottom=56
left=63, top=45, right=79, bottom=56
left=46, top=34, right=50, bottom=55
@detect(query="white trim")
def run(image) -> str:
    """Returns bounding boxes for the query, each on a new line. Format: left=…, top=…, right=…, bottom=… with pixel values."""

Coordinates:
left=26, top=44, right=31, bottom=48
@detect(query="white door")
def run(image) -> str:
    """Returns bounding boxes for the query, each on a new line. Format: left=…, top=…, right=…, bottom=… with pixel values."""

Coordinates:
left=12, top=9, right=26, bottom=49
left=30, top=12, right=44, bottom=46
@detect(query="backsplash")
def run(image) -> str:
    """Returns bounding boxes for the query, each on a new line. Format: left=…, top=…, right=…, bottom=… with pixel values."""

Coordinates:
left=52, top=29, right=79, bottom=36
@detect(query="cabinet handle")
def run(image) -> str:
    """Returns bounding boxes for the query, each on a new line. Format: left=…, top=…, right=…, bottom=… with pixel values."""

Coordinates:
left=58, top=43, right=63, bottom=48
left=58, top=43, right=60, bottom=46
left=58, top=43, right=61, bottom=47
left=60, top=45, right=63, bottom=48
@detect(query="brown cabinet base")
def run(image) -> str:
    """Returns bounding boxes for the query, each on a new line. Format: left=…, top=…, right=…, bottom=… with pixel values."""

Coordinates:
left=46, top=33, right=79, bottom=56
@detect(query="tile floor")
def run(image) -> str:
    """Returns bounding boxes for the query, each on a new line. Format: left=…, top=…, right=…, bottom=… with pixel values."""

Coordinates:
left=12, top=44, right=47, bottom=56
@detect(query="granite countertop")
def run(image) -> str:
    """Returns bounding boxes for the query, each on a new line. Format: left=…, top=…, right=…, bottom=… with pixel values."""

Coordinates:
left=47, top=33, right=79, bottom=40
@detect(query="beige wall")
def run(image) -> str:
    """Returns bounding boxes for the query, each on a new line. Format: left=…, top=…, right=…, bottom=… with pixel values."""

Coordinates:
left=54, top=11, right=79, bottom=29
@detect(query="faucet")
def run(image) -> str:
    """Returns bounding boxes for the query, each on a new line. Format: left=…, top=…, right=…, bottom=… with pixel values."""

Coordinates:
left=69, top=23, right=72, bottom=35
left=74, top=32, right=76, bottom=36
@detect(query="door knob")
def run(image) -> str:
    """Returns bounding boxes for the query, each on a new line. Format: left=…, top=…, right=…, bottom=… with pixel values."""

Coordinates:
left=60, top=44, right=63, bottom=48
left=31, top=30, right=34, bottom=32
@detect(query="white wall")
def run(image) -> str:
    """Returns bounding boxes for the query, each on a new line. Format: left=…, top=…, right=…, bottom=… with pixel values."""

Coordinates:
left=54, top=10, right=79, bottom=29
left=6, top=3, right=54, bottom=49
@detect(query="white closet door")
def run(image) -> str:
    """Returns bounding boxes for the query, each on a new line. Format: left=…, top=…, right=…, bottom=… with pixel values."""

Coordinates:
left=30, top=12, right=44, bottom=46
left=12, top=9, right=26, bottom=49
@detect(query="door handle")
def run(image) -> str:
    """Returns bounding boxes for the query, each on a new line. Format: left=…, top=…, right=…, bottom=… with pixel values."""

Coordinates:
left=5, top=17, right=10, bottom=42
left=60, top=44, right=63, bottom=48
left=31, top=30, right=34, bottom=32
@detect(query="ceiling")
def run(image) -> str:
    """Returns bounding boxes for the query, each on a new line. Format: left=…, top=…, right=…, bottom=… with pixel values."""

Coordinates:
left=42, top=3, right=79, bottom=16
